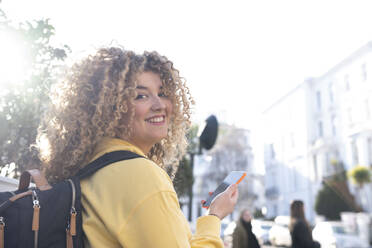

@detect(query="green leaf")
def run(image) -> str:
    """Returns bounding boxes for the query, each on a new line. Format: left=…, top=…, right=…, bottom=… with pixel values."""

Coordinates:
left=0, top=9, right=71, bottom=178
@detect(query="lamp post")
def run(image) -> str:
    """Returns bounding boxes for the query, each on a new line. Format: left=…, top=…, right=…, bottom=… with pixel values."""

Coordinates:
left=188, top=115, right=218, bottom=221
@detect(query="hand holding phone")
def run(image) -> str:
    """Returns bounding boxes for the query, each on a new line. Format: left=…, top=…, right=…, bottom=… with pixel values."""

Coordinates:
left=202, top=171, right=246, bottom=209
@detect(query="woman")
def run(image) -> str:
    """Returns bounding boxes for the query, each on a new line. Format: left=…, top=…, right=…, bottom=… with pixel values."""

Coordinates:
left=289, top=200, right=319, bottom=248
left=232, top=209, right=260, bottom=248
left=36, top=47, right=238, bottom=247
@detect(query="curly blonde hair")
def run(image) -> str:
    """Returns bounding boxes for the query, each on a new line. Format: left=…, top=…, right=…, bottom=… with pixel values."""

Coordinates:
left=36, top=47, right=193, bottom=182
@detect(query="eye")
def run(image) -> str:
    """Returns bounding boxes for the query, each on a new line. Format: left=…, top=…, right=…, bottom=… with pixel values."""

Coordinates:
left=158, top=92, right=168, bottom=98
left=135, top=94, right=147, bottom=100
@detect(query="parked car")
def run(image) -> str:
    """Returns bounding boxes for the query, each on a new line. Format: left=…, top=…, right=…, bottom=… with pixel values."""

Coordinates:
left=269, top=216, right=291, bottom=247
left=223, top=219, right=275, bottom=248
left=223, top=221, right=236, bottom=248
left=251, top=220, right=274, bottom=245
left=313, top=221, right=369, bottom=248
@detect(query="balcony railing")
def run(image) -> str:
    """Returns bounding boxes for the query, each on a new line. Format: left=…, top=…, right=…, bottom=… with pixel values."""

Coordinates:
left=265, top=186, right=279, bottom=199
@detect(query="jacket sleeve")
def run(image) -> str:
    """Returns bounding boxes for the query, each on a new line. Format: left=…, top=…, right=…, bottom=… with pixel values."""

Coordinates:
left=117, top=190, right=223, bottom=248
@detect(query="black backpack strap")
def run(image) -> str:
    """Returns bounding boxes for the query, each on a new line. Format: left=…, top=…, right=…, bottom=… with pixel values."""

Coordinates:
left=76, top=150, right=143, bottom=180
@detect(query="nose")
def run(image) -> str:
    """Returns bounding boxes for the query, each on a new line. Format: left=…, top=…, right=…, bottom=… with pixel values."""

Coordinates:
left=151, top=95, right=166, bottom=112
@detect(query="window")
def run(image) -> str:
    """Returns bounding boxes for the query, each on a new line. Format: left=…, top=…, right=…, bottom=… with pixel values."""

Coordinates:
left=273, top=205, right=278, bottom=216
left=325, top=153, right=330, bottom=175
left=316, top=91, right=322, bottom=110
left=351, top=141, right=359, bottom=165
left=313, top=155, right=318, bottom=181
left=318, top=121, right=323, bottom=138
left=368, top=138, right=372, bottom=166
left=344, top=74, right=350, bottom=91
left=269, top=144, right=276, bottom=159
left=329, top=82, right=335, bottom=103
left=331, top=115, right=337, bottom=136
left=362, top=63, right=367, bottom=81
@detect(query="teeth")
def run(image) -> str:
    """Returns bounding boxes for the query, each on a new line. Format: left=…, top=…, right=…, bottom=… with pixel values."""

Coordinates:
left=147, top=116, right=164, bottom=123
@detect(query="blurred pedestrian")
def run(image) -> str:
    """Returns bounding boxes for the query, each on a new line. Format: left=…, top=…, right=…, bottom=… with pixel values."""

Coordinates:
left=289, top=200, right=320, bottom=248
left=232, top=209, right=260, bottom=248
left=36, top=47, right=239, bottom=247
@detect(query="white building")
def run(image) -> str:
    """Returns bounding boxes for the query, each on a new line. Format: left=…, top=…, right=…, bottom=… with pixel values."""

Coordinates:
left=263, top=42, right=372, bottom=221
left=263, top=83, right=317, bottom=221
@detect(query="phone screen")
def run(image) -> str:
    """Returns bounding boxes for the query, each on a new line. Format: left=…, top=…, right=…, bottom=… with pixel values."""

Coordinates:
left=202, top=171, right=246, bottom=208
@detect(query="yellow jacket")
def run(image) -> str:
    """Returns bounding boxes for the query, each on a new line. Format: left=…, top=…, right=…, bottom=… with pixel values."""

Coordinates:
left=81, top=138, right=223, bottom=247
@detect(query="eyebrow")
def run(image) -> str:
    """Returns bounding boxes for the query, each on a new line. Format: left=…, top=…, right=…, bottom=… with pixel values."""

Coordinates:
left=136, top=85, right=164, bottom=90
left=136, top=86, right=148, bottom=90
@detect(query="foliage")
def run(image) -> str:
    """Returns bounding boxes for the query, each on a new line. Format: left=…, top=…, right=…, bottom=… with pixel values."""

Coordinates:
left=347, top=165, right=372, bottom=211
left=348, top=165, right=371, bottom=187
left=172, top=125, right=199, bottom=199
left=186, top=124, right=199, bottom=154
left=315, top=182, right=355, bottom=220
left=0, top=9, right=70, bottom=177
left=253, top=208, right=264, bottom=219
left=173, top=156, right=194, bottom=201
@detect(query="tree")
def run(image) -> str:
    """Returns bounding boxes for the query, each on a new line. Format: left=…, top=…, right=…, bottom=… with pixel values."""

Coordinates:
left=315, top=182, right=355, bottom=220
left=253, top=208, right=264, bottom=219
left=348, top=165, right=371, bottom=187
left=0, top=9, right=70, bottom=177
left=315, top=167, right=361, bottom=220
left=172, top=156, right=193, bottom=204
left=348, top=165, right=372, bottom=211
left=172, top=125, right=198, bottom=201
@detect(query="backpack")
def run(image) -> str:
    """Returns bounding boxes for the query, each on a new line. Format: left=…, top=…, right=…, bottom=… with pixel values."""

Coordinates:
left=0, top=150, right=142, bottom=248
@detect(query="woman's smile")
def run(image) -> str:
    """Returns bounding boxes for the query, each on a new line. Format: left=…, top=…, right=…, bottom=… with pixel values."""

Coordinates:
left=145, top=115, right=166, bottom=125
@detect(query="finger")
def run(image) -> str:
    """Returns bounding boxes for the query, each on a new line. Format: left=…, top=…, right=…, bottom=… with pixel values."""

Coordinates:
left=231, top=187, right=238, bottom=197
left=232, top=188, right=239, bottom=202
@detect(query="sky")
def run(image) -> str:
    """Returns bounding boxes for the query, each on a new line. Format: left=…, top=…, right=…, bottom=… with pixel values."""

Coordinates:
left=2, top=0, right=372, bottom=171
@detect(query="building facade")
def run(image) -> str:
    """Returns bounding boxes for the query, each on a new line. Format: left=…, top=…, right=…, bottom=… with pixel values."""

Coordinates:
left=263, top=42, right=372, bottom=221
left=263, top=84, right=317, bottom=220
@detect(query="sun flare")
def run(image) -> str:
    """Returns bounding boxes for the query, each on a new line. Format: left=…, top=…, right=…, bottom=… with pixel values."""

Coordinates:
left=0, top=30, right=31, bottom=87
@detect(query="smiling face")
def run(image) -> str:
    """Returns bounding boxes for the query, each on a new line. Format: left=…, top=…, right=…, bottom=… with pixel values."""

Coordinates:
left=127, top=71, right=173, bottom=154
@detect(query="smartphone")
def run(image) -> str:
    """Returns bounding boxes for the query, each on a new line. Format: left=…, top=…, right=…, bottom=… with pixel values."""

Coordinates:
left=202, top=171, right=246, bottom=209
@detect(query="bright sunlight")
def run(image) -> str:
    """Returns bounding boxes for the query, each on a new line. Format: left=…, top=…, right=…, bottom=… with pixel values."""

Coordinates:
left=0, top=30, right=30, bottom=87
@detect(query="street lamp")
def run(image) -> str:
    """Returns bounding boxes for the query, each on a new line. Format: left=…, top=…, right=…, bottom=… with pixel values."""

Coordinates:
left=188, top=115, right=218, bottom=221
